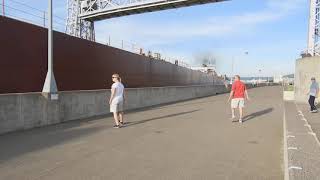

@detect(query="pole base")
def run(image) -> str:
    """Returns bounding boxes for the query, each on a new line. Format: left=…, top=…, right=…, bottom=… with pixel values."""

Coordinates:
left=42, top=92, right=59, bottom=100
left=42, top=70, right=58, bottom=100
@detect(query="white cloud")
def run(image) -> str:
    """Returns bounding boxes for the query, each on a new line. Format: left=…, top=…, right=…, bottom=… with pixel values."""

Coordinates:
left=266, top=0, right=305, bottom=11
left=95, top=0, right=305, bottom=48
left=92, top=0, right=307, bottom=73
left=15, top=0, right=303, bottom=75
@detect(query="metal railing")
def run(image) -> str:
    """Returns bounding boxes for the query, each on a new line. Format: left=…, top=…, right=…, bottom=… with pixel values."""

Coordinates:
left=0, top=0, right=191, bottom=69
left=0, top=0, right=66, bottom=32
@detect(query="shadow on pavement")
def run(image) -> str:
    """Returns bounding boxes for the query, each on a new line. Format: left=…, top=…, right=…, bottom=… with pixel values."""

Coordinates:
left=243, top=108, right=274, bottom=122
left=124, top=109, right=201, bottom=127
left=151, top=100, right=214, bottom=110
left=126, top=93, right=227, bottom=113
left=0, top=125, right=107, bottom=164
left=0, top=109, right=201, bottom=163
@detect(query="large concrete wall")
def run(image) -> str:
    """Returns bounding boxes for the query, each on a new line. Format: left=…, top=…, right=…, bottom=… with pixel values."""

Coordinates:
left=295, top=57, right=320, bottom=103
left=0, top=85, right=229, bottom=135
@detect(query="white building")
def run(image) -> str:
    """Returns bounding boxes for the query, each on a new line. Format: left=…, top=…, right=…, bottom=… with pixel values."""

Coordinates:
left=273, top=75, right=283, bottom=83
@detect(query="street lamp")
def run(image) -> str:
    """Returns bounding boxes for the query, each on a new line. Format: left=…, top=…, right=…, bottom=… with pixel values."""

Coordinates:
left=231, top=56, right=235, bottom=84
left=42, top=0, right=58, bottom=100
left=2, top=0, right=5, bottom=16
left=230, top=51, right=249, bottom=84
left=258, top=69, right=262, bottom=85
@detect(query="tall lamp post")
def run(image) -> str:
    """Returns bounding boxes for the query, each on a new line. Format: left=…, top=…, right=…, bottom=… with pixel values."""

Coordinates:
left=2, top=0, right=5, bottom=16
left=258, top=69, right=262, bottom=85
left=231, top=56, right=235, bottom=84
left=230, top=51, right=249, bottom=84
left=42, top=0, right=58, bottom=100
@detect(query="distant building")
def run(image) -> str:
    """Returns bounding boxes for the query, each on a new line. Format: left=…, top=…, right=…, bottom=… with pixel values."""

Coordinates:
left=273, top=74, right=294, bottom=85
left=273, top=75, right=283, bottom=83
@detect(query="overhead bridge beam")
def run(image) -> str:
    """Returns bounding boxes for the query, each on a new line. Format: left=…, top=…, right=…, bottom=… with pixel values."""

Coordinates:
left=79, top=0, right=227, bottom=21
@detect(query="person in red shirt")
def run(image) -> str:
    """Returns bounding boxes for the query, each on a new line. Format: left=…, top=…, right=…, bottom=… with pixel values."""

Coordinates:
left=228, top=75, right=250, bottom=123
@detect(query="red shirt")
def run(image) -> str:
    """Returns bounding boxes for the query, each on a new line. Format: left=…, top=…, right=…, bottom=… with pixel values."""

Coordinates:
left=232, top=80, right=246, bottom=99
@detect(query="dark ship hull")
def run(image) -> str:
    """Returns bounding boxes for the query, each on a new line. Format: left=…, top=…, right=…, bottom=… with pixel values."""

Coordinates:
left=0, top=16, right=221, bottom=94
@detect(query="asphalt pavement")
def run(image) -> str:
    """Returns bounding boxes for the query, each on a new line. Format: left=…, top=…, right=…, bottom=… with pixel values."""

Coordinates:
left=0, top=86, right=284, bottom=180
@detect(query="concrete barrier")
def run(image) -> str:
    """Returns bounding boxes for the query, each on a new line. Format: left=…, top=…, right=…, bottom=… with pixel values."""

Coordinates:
left=295, top=56, right=320, bottom=103
left=283, top=91, right=295, bottom=101
left=0, top=85, right=229, bottom=135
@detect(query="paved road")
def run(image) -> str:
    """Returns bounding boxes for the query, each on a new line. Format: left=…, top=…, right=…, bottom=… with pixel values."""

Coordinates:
left=0, top=86, right=284, bottom=180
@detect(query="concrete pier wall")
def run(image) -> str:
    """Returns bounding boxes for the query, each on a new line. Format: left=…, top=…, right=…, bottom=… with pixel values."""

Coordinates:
left=295, top=57, right=320, bottom=103
left=0, top=85, right=229, bottom=135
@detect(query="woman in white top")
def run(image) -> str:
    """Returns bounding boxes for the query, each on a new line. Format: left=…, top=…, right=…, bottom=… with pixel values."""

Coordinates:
left=109, top=74, right=125, bottom=128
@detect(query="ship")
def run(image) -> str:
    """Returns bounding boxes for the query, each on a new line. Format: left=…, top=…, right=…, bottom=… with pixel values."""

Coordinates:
left=0, top=16, right=225, bottom=94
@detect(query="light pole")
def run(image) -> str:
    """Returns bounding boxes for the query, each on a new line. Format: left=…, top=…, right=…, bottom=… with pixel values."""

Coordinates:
left=2, top=0, right=5, bottom=16
left=42, top=0, right=58, bottom=100
left=230, top=51, right=249, bottom=84
left=258, top=69, right=262, bottom=85
left=230, top=56, right=235, bottom=84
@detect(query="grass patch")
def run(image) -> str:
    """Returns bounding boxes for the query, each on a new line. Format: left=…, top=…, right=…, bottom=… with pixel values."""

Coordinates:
left=283, top=85, right=294, bottom=91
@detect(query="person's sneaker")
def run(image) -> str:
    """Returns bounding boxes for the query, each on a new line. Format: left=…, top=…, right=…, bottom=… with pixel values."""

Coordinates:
left=239, top=119, right=243, bottom=123
left=113, top=125, right=120, bottom=128
left=312, top=110, right=318, bottom=113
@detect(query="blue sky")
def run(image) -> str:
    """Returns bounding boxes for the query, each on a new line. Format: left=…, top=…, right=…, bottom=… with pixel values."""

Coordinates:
left=2, top=0, right=309, bottom=76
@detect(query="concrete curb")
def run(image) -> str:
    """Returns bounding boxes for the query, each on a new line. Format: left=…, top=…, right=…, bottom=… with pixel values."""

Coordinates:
left=283, top=91, right=295, bottom=101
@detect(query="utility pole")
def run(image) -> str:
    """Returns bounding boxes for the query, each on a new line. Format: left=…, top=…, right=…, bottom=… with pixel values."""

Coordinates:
left=230, top=52, right=249, bottom=84
left=258, top=69, right=262, bottom=85
left=231, top=56, right=234, bottom=84
left=2, top=0, right=5, bottom=16
left=42, top=0, right=58, bottom=100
